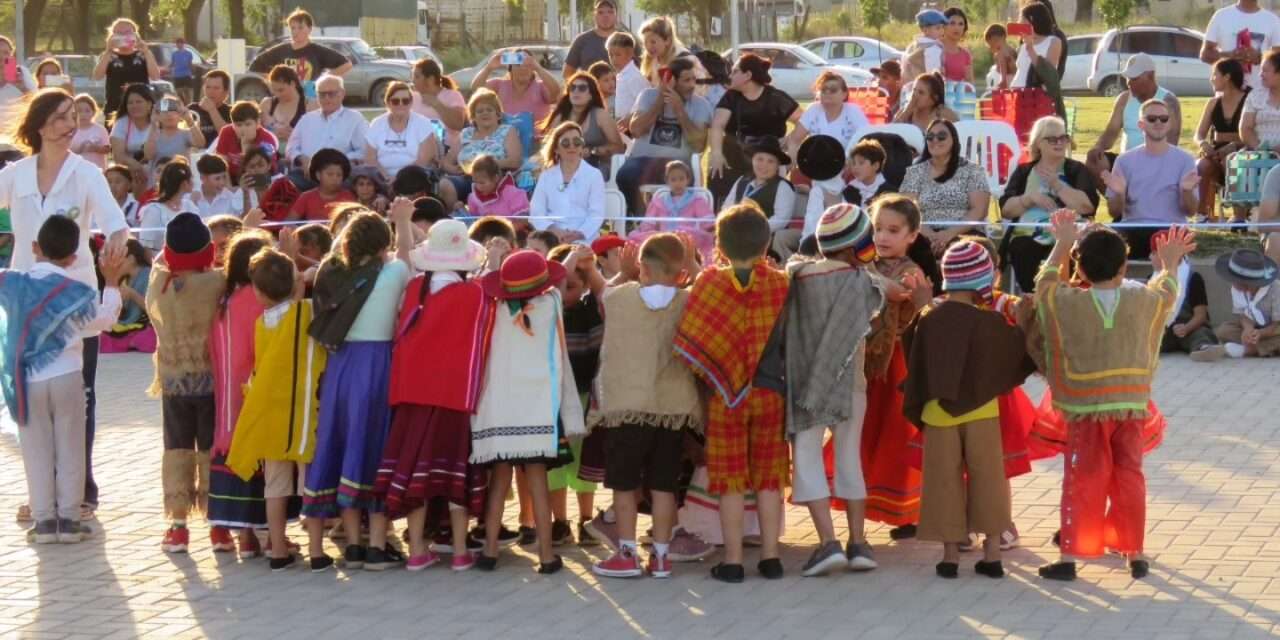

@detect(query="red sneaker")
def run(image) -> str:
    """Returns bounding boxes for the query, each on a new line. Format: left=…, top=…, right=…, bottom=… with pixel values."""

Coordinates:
left=592, top=549, right=644, bottom=578
left=238, top=531, right=263, bottom=559
left=162, top=526, right=190, bottom=554
left=648, top=554, right=673, bottom=579
left=209, top=526, right=235, bottom=552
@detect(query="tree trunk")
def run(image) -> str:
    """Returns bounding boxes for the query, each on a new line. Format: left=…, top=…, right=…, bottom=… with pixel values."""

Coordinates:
left=1075, top=0, right=1093, bottom=23
left=129, top=0, right=153, bottom=38
left=23, top=0, right=49, bottom=54
left=228, top=0, right=246, bottom=39
left=71, top=0, right=94, bottom=53
left=183, top=0, right=207, bottom=44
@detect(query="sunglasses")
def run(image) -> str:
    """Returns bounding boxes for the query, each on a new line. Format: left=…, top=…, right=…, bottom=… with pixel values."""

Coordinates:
left=318, top=90, right=340, bottom=99
left=387, top=97, right=412, bottom=106
left=925, top=132, right=950, bottom=142
left=1043, top=134, right=1071, bottom=145
left=558, top=136, right=586, bottom=149
left=570, top=83, right=592, bottom=93
left=1145, top=115, right=1170, bottom=124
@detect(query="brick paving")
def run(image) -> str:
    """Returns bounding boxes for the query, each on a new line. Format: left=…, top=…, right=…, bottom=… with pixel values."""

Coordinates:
left=2, top=352, right=1279, bottom=639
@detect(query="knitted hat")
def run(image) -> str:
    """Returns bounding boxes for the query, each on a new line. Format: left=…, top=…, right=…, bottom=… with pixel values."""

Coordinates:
left=816, top=203, right=875, bottom=263
left=161, top=212, right=216, bottom=289
left=941, top=240, right=994, bottom=306
left=481, top=249, right=568, bottom=300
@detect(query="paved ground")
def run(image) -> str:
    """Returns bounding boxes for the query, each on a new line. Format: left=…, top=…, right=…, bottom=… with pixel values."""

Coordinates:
left=2, top=352, right=1280, bottom=639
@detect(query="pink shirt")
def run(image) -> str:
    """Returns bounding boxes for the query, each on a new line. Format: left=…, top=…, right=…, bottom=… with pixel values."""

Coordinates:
left=943, top=48, right=972, bottom=83
left=467, top=178, right=530, bottom=218
left=72, top=123, right=111, bottom=169
left=631, top=190, right=715, bottom=257
left=210, top=287, right=265, bottom=455
left=486, top=78, right=554, bottom=123
left=412, top=88, right=466, bottom=147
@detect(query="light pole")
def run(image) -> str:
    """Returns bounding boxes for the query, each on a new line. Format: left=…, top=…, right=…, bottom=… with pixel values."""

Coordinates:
left=15, top=0, right=26, bottom=60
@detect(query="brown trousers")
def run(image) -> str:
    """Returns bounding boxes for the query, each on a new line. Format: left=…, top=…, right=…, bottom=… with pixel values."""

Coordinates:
left=918, top=418, right=1010, bottom=544
left=1215, top=318, right=1280, bottom=356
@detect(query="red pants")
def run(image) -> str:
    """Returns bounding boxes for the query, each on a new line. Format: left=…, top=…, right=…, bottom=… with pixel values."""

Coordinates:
left=1060, top=417, right=1146, bottom=558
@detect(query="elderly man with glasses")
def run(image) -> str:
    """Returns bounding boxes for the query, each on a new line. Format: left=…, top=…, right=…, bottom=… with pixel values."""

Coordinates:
left=284, top=74, right=369, bottom=189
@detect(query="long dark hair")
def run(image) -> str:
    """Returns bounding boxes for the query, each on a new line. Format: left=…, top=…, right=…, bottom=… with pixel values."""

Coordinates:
left=268, top=64, right=305, bottom=100
left=156, top=160, right=193, bottom=203
left=11, top=88, right=74, bottom=154
left=915, top=73, right=946, bottom=111
left=541, top=72, right=605, bottom=135
left=1215, top=58, right=1246, bottom=91
left=413, top=58, right=457, bottom=91
left=1021, top=3, right=1054, bottom=37
left=918, top=119, right=962, bottom=183
left=219, top=229, right=273, bottom=310
left=114, top=83, right=155, bottom=125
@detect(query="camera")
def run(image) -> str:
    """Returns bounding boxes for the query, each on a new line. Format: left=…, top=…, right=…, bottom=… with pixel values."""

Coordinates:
left=500, top=51, right=526, bottom=66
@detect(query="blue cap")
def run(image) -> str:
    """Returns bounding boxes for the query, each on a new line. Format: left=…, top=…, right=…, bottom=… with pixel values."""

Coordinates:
left=916, top=9, right=947, bottom=27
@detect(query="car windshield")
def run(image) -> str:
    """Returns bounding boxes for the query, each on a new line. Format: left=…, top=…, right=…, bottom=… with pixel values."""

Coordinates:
left=344, top=39, right=379, bottom=61
left=790, top=46, right=830, bottom=66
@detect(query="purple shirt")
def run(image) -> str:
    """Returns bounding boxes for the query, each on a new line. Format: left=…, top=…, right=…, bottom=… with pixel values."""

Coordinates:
left=1107, top=144, right=1196, bottom=223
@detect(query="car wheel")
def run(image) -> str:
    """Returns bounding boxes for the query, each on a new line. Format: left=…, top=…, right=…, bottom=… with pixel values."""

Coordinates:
left=369, top=79, right=392, bottom=108
left=1099, top=76, right=1124, bottom=98
left=236, top=79, right=269, bottom=103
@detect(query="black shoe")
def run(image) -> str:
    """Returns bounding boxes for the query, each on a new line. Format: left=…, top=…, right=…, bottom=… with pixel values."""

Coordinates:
left=889, top=524, right=917, bottom=540
left=974, top=560, right=1004, bottom=578
left=270, top=555, right=297, bottom=572
left=1130, top=560, right=1150, bottom=579
left=1051, top=530, right=1061, bottom=547
left=517, top=525, right=537, bottom=546
left=1038, top=561, right=1077, bottom=581
left=935, top=562, right=958, bottom=579
left=310, top=555, right=334, bottom=572
left=364, top=546, right=401, bottom=571
left=550, top=520, right=573, bottom=546
left=577, top=521, right=599, bottom=547
left=757, top=557, right=784, bottom=580
left=537, top=555, right=563, bottom=574
left=342, top=544, right=366, bottom=569
left=710, top=562, right=745, bottom=583
left=475, top=554, right=498, bottom=571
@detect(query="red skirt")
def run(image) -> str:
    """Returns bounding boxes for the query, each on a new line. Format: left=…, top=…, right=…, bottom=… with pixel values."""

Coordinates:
left=833, top=344, right=921, bottom=523
left=373, top=404, right=487, bottom=519
left=902, top=387, right=1036, bottom=478
left=1028, top=389, right=1166, bottom=461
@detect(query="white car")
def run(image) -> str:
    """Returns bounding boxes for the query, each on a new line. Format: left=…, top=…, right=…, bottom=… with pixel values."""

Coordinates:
left=375, top=46, right=443, bottom=68
left=1062, top=35, right=1101, bottom=92
left=723, top=43, right=874, bottom=100
left=801, top=37, right=903, bottom=71
left=1087, top=26, right=1213, bottom=97
left=450, top=45, right=569, bottom=97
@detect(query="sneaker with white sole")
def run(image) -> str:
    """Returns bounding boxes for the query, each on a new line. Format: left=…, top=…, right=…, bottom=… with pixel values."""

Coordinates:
left=161, top=526, right=189, bottom=553
left=801, top=540, right=848, bottom=577
left=56, top=519, right=88, bottom=544
left=1190, top=345, right=1226, bottom=362
left=32, top=520, right=58, bottom=544
left=1000, top=525, right=1020, bottom=551
left=667, top=527, right=715, bottom=562
left=648, top=554, right=673, bottom=579
left=846, top=541, right=878, bottom=571
left=592, top=548, right=644, bottom=578
left=582, top=510, right=621, bottom=550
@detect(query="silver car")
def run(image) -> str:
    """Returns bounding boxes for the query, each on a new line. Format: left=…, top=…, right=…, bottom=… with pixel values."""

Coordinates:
left=1087, top=26, right=1213, bottom=97
left=235, top=36, right=413, bottom=107
left=450, top=45, right=569, bottom=97
left=375, top=45, right=442, bottom=68
left=802, top=37, right=903, bottom=71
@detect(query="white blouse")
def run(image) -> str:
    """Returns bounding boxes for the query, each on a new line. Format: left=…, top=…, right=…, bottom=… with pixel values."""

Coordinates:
left=367, top=112, right=438, bottom=177
left=530, top=162, right=607, bottom=241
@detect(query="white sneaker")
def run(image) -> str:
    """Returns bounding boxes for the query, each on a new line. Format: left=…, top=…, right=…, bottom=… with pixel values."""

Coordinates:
left=1190, top=345, right=1226, bottom=362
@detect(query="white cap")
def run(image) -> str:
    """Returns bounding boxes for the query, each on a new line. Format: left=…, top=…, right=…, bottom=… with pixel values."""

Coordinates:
left=1122, top=53, right=1156, bottom=79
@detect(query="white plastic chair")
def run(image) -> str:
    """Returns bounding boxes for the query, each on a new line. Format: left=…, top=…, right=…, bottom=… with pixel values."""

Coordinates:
left=953, top=120, right=1021, bottom=198
left=604, top=188, right=627, bottom=234
left=691, top=152, right=704, bottom=187
left=850, top=124, right=926, bottom=156
left=608, top=153, right=626, bottom=188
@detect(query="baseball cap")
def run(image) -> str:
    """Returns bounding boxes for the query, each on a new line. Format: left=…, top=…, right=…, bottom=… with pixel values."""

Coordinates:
left=1122, top=53, right=1156, bottom=79
left=870, top=60, right=902, bottom=78
left=916, top=9, right=947, bottom=28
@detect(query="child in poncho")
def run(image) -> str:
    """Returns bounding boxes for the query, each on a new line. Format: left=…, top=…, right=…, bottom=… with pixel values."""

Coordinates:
left=674, top=202, right=789, bottom=584
left=1035, top=210, right=1194, bottom=581
left=1, top=216, right=123, bottom=543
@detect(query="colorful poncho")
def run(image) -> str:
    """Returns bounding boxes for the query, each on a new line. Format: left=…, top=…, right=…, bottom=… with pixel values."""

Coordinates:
left=0, top=270, right=97, bottom=425
left=674, top=262, right=789, bottom=409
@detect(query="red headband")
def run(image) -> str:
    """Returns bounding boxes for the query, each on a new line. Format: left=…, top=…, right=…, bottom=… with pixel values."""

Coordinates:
left=161, top=243, right=216, bottom=292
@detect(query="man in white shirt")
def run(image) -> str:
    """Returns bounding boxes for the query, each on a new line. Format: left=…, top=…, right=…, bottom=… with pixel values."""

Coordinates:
left=284, top=74, right=368, bottom=180
left=608, top=33, right=648, bottom=123
left=1200, top=0, right=1280, bottom=89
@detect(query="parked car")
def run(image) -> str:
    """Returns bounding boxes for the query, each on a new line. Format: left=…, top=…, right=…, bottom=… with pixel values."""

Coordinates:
left=24, top=54, right=175, bottom=109
left=801, top=37, right=903, bottom=71
left=450, top=45, right=570, bottom=97
left=235, top=36, right=412, bottom=106
left=1087, top=26, right=1213, bottom=97
left=723, top=43, right=874, bottom=100
left=149, top=43, right=214, bottom=99
left=375, top=45, right=442, bottom=68
left=983, top=34, right=1100, bottom=92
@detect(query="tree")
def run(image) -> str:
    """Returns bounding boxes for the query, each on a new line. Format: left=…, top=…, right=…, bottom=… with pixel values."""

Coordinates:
left=635, top=0, right=727, bottom=45
left=228, top=0, right=247, bottom=38
left=859, top=0, right=889, bottom=33
left=22, top=0, right=51, bottom=54
left=128, top=0, right=154, bottom=37
left=1098, top=0, right=1132, bottom=30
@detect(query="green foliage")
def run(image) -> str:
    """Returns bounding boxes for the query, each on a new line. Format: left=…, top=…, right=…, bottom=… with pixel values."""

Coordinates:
left=860, top=0, right=890, bottom=31
left=1097, top=0, right=1133, bottom=31
left=438, top=47, right=487, bottom=74
left=961, top=0, right=992, bottom=22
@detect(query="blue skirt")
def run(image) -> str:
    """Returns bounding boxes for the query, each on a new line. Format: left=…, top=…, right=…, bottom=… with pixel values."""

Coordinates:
left=302, top=341, right=393, bottom=518
left=209, top=454, right=302, bottom=529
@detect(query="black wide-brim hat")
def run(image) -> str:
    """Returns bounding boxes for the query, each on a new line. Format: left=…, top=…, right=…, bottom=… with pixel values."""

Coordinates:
left=1215, top=249, right=1279, bottom=288
left=796, top=134, right=846, bottom=181
left=746, top=135, right=791, bottom=166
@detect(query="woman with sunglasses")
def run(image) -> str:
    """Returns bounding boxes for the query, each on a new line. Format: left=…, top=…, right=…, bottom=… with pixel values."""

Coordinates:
left=707, top=53, right=801, bottom=208
left=530, top=121, right=606, bottom=243
left=365, top=81, right=440, bottom=181
left=541, top=73, right=625, bottom=177
left=999, top=116, right=1098, bottom=292
left=785, top=71, right=870, bottom=160
left=440, top=89, right=524, bottom=208
left=894, top=73, right=957, bottom=135
left=900, top=119, right=990, bottom=256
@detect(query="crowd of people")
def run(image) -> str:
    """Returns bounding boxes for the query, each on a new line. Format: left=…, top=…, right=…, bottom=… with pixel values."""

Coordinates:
left=0, top=0, right=1278, bottom=587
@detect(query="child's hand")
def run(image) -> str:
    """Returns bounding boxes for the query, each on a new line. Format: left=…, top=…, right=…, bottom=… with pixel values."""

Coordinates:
left=485, top=237, right=511, bottom=271
left=1172, top=323, right=1189, bottom=338
left=619, top=241, right=641, bottom=283
left=98, top=253, right=126, bottom=286
left=389, top=196, right=414, bottom=226
left=1154, top=225, right=1196, bottom=270
left=277, top=227, right=298, bottom=258
left=568, top=243, right=595, bottom=268
left=901, top=270, right=933, bottom=297
left=1048, top=209, right=1079, bottom=244
left=1243, top=325, right=1261, bottom=346
left=243, top=207, right=266, bottom=228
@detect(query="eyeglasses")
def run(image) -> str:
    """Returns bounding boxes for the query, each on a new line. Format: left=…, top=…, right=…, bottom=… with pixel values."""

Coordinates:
left=558, top=137, right=586, bottom=149
left=387, top=97, right=412, bottom=106
left=1145, top=115, right=1170, bottom=124
left=925, top=132, right=950, bottom=142
left=570, top=83, right=592, bottom=93
left=1043, top=134, right=1071, bottom=145
left=318, top=90, right=340, bottom=99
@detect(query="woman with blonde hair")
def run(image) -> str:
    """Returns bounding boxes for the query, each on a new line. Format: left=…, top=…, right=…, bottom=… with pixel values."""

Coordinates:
left=639, top=17, right=690, bottom=85
left=91, top=18, right=160, bottom=117
left=530, top=121, right=606, bottom=242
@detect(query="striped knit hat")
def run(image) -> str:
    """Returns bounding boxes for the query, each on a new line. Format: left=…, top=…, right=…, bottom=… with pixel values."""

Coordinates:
left=941, top=240, right=994, bottom=306
left=816, top=203, right=876, bottom=263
